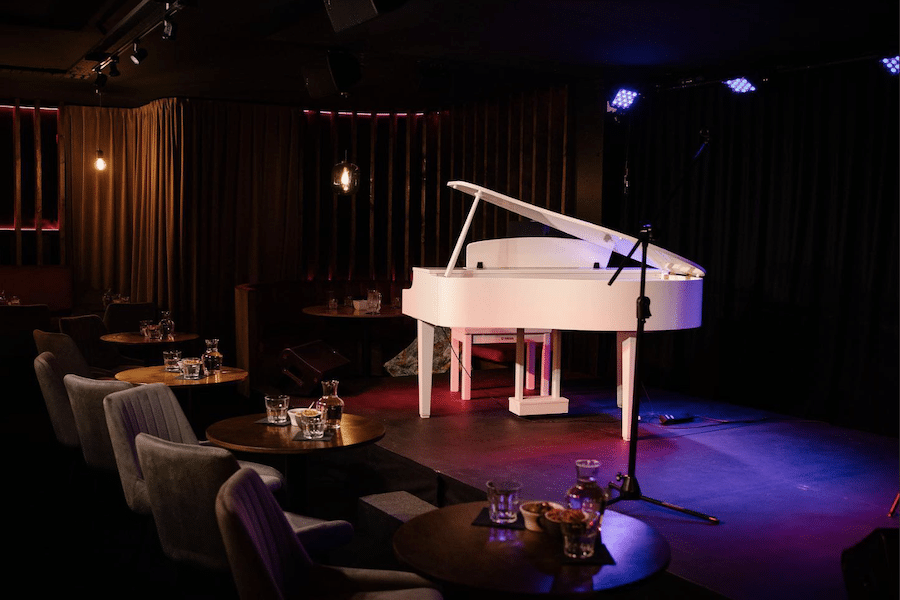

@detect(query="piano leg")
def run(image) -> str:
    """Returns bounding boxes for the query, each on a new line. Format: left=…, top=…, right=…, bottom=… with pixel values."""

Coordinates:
left=617, top=331, right=637, bottom=441
left=416, top=320, right=434, bottom=418
left=540, top=332, right=551, bottom=396
left=508, top=329, right=568, bottom=416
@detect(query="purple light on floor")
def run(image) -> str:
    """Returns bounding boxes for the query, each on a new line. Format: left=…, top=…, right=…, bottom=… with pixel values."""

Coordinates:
left=724, top=78, right=756, bottom=93
left=611, top=89, right=638, bottom=110
left=882, top=56, right=899, bottom=75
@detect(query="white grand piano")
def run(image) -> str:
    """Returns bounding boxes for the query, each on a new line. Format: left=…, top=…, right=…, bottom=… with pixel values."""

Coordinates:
left=402, top=181, right=705, bottom=440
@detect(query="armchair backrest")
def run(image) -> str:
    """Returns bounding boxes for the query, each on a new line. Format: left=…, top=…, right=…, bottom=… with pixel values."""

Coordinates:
left=63, top=374, right=132, bottom=473
left=216, top=468, right=314, bottom=600
left=103, top=383, right=198, bottom=515
left=136, top=433, right=240, bottom=571
left=33, top=330, right=92, bottom=379
left=33, top=351, right=79, bottom=449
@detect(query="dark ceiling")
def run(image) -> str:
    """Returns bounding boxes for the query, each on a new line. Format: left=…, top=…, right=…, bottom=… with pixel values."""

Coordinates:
left=0, top=0, right=897, bottom=110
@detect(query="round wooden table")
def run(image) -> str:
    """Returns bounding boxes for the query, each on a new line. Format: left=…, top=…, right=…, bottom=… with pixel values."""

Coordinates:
left=205, top=412, right=385, bottom=455
left=393, top=502, right=670, bottom=596
left=302, top=305, right=407, bottom=376
left=101, top=331, right=200, bottom=345
left=114, top=364, right=248, bottom=387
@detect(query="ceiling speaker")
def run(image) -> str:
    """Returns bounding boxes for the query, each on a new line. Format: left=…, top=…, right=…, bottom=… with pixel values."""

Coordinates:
left=323, top=0, right=406, bottom=33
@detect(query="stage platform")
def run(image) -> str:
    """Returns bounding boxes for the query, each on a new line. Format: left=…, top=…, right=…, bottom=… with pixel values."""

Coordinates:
left=323, top=370, right=898, bottom=600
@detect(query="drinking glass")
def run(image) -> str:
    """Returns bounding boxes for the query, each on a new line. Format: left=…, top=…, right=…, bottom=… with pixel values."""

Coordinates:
left=367, top=289, right=381, bottom=314
left=140, top=320, right=153, bottom=338
left=180, top=358, right=203, bottom=380
left=486, top=480, right=522, bottom=524
left=559, top=508, right=601, bottom=559
left=300, top=408, right=325, bottom=439
left=265, top=394, right=290, bottom=425
left=163, top=350, right=182, bottom=372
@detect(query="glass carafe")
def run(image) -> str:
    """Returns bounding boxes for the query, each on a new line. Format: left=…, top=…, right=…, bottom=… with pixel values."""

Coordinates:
left=203, top=338, right=223, bottom=377
left=315, top=380, right=344, bottom=429
left=158, top=310, right=175, bottom=339
left=565, top=459, right=608, bottom=530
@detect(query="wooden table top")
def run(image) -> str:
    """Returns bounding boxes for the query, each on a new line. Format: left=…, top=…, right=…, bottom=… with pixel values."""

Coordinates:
left=393, top=502, right=670, bottom=595
left=101, top=331, right=200, bottom=345
left=302, top=305, right=406, bottom=319
left=205, top=412, right=385, bottom=455
left=114, top=365, right=248, bottom=387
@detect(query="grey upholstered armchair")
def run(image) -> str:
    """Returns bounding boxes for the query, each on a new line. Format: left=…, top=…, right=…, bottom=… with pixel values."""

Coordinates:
left=103, top=383, right=286, bottom=516
left=216, top=468, right=443, bottom=600
left=135, top=433, right=354, bottom=573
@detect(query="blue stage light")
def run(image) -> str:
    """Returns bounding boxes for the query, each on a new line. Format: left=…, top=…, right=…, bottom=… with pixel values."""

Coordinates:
left=724, top=78, right=756, bottom=93
left=882, top=56, right=899, bottom=75
left=611, top=89, right=639, bottom=110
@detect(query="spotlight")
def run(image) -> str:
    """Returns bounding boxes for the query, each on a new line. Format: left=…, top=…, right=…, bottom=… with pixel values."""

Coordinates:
left=131, top=41, right=148, bottom=65
left=94, top=73, right=108, bottom=88
left=724, top=77, right=756, bottom=93
left=882, top=56, right=899, bottom=75
left=108, top=57, right=120, bottom=77
left=161, top=18, right=177, bottom=41
left=95, top=149, right=107, bottom=171
left=610, top=88, right=639, bottom=111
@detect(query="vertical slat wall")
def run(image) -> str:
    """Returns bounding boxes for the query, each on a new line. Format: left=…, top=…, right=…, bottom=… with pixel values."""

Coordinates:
left=13, top=101, right=22, bottom=265
left=292, top=85, right=570, bottom=284
left=2, top=103, right=59, bottom=266
left=33, top=100, right=43, bottom=265
left=57, top=104, right=66, bottom=264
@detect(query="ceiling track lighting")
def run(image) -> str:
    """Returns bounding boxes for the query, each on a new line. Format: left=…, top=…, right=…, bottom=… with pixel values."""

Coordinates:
left=131, top=40, right=148, bottom=65
left=86, top=1, right=188, bottom=83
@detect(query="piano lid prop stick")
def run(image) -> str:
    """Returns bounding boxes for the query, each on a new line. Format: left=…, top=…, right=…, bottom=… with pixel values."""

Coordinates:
left=444, top=190, right=483, bottom=277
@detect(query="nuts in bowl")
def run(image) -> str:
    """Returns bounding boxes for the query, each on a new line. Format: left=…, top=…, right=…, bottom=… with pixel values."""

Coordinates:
left=519, top=501, right=564, bottom=532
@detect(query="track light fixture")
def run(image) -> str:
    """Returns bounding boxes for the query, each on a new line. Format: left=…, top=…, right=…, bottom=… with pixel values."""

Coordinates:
left=94, top=73, right=108, bottom=88
left=108, top=57, right=120, bottom=77
left=161, top=18, right=177, bottom=41
left=882, top=56, right=899, bottom=75
left=131, top=40, right=148, bottom=65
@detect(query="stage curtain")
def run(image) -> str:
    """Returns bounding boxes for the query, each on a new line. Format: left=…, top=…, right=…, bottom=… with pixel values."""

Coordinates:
left=607, top=60, right=898, bottom=434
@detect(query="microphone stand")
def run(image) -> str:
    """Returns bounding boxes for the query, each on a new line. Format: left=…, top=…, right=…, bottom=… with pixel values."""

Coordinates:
left=605, top=132, right=719, bottom=524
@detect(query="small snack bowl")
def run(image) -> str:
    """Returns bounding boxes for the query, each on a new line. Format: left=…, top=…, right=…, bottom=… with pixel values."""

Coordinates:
left=287, top=408, right=304, bottom=427
left=520, top=501, right=564, bottom=532
left=539, top=507, right=586, bottom=540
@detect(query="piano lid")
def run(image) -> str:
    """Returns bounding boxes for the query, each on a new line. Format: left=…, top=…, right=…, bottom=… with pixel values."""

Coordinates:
left=448, top=181, right=705, bottom=278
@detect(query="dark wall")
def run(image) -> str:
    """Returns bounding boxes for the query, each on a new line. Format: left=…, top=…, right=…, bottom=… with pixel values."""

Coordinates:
left=598, top=60, right=898, bottom=436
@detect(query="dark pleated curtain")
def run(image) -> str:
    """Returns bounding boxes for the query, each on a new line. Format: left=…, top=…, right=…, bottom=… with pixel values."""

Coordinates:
left=59, top=89, right=574, bottom=363
left=61, top=99, right=184, bottom=316
left=607, top=61, right=898, bottom=434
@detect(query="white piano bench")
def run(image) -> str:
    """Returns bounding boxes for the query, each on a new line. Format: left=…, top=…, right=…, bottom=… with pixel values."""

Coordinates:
left=449, top=328, right=552, bottom=400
